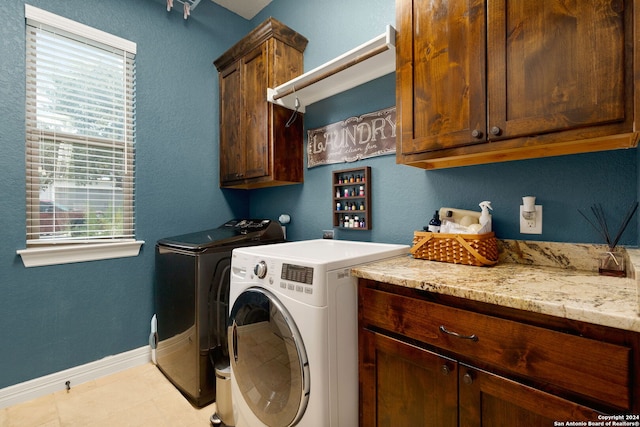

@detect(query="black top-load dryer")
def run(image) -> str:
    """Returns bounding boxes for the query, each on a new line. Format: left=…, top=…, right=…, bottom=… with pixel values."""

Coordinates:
left=154, top=219, right=285, bottom=407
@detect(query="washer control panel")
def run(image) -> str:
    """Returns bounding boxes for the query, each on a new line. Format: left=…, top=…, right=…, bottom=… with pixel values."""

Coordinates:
left=281, top=263, right=314, bottom=285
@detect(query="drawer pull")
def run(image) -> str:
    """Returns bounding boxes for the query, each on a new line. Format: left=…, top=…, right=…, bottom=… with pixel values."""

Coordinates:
left=441, top=364, right=451, bottom=376
left=439, top=325, right=478, bottom=342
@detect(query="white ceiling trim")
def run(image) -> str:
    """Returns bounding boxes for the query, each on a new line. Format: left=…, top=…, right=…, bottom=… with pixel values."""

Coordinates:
left=211, top=0, right=272, bottom=20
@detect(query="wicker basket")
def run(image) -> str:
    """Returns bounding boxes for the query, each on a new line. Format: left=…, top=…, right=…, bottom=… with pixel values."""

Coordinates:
left=411, top=231, right=498, bottom=266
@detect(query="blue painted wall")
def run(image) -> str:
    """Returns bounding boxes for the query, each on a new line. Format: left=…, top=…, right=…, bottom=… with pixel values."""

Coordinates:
left=0, top=0, right=637, bottom=391
left=0, top=0, right=249, bottom=388
left=251, top=0, right=640, bottom=247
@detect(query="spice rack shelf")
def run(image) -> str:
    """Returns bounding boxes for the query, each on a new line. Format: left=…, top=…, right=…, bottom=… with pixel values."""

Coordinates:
left=333, top=166, right=371, bottom=230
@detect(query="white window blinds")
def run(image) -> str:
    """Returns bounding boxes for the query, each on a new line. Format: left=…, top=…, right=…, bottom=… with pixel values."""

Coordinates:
left=25, top=5, right=136, bottom=245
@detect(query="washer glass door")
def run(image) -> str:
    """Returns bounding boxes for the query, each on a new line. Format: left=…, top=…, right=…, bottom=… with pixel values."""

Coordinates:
left=229, top=287, right=309, bottom=427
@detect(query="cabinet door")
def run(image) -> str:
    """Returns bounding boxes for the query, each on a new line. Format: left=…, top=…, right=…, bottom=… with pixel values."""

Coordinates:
left=219, top=61, right=244, bottom=183
left=396, top=0, right=486, bottom=155
left=241, top=44, right=270, bottom=180
left=487, top=0, right=628, bottom=140
left=360, top=330, right=457, bottom=427
left=458, top=365, right=601, bottom=426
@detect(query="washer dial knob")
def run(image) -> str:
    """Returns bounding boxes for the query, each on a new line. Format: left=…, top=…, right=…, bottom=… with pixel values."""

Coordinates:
left=254, top=261, right=267, bottom=279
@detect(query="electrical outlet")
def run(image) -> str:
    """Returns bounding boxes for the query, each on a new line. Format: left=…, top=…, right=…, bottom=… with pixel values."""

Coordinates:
left=520, top=205, right=543, bottom=234
left=523, top=215, right=536, bottom=228
left=322, top=229, right=335, bottom=239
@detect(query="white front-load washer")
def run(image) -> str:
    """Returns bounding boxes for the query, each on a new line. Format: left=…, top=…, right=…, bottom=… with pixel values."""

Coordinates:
left=228, top=239, right=409, bottom=427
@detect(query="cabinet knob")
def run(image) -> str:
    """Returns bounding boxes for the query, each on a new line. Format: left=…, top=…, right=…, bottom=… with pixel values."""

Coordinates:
left=490, top=126, right=502, bottom=136
left=463, top=372, right=474, bottom=385
left=441, top=365, right=451, bottom=376
left=471, top=129, right=483, bottom=139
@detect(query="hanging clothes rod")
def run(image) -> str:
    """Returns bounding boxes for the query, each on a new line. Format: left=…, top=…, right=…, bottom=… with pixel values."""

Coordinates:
left=267, top=25, right=396, bottom=113
left=271, top=43, right=391, bottom=101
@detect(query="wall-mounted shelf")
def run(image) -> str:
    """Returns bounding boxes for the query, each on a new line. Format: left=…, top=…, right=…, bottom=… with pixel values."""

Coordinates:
left=333, top=166, right=371, bottom=230
left=267, top=25, right=396, bottom=113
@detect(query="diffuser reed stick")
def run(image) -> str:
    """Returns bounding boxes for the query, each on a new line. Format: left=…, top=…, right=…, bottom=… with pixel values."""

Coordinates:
left=578, top=202, right=638, bottom=250
left=578, top=202, right=638, bottom=277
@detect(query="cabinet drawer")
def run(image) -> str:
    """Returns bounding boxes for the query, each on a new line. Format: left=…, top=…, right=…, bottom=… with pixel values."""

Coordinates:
left=359, top=286, right=631, bottom=410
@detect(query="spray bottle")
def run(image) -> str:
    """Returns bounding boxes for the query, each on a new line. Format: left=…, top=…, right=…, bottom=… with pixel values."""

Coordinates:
left=479, top=201, right=493, bottom=233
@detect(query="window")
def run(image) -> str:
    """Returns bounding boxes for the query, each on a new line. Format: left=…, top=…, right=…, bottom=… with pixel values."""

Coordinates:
left=18, top=5, right=142, bottom=267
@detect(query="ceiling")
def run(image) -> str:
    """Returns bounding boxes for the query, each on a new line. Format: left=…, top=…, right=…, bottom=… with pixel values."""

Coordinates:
left=211, top=0, right=272, bottom=20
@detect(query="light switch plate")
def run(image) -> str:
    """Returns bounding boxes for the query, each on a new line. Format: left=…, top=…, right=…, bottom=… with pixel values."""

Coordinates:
left=520, top=205, right=543, bottom=234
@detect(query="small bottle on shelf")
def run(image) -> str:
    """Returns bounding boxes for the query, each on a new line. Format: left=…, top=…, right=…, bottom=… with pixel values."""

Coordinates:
left=427, top=210, right=441, bottom=233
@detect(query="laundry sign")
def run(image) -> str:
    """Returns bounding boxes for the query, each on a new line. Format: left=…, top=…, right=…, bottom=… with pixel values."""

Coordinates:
left=307, top=106, right=396, bottom=168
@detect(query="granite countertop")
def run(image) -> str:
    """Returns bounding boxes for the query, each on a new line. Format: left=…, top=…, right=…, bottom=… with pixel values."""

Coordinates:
left=351, top=240, right=640, bottom=333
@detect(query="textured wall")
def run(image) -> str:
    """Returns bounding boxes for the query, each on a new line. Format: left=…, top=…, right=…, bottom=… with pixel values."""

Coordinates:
left=0, top=0, right=249, bottom=388
left=250, top=0, right=639, bottom=247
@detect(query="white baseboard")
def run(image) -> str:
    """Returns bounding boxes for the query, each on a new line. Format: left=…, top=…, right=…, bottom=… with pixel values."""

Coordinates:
left=0, top=346, right=152, bottom=410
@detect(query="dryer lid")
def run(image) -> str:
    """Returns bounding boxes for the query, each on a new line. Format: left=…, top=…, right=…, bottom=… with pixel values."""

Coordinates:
left=157, top=219, right=284, bottom=251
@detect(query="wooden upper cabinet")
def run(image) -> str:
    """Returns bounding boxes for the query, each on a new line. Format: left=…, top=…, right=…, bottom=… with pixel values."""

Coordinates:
left=214, top=19, right=307, bottom=189
left=219, top=61, right=243, bottom=183
left=396, top=0, right=639, bottom=170
left=241, top=45, right=270, bottom=181
left=396, top=0, right=487, bottom=153
left=488, top=1, right=628, bottom=139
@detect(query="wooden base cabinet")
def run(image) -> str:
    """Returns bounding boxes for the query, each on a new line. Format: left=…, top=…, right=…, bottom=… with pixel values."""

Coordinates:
left=358, top=280, right=639, bottom=426
left=360, top=331, right=458, bottom=427
left=460, top=365, right=601, bottom=426
left=214, top=19, right=307, bottom=189
left=361, top=331, right=600, bottom=427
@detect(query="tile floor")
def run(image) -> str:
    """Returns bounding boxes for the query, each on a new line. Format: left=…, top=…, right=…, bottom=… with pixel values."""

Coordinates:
left=0, top=363, right=217, bottom=426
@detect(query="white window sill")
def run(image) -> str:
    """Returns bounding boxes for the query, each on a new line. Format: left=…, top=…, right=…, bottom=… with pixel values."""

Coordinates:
left=17, top=240, right=145, bottom=267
